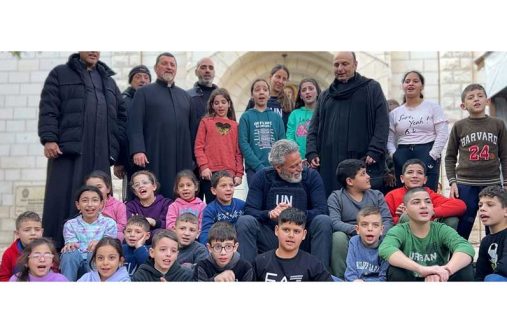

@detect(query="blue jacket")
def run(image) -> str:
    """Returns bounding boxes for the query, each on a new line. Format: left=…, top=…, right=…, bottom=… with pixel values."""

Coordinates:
left=344, top=235, right=388, bottom=282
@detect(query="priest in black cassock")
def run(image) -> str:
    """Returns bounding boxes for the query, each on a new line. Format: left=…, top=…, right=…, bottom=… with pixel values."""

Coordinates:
left=38, top=52, right=127, bottom=249
left=128, top=52, right=196, bottom=199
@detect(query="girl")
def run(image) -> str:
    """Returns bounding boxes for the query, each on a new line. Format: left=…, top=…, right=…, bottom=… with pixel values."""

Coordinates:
left=239, top=79, right=286, bottom=186
left=78, top=237, right=130, bottom=282
left=166, top=170, right=206, bottom=230
left=126, top=170, right=172, bottom=244
left=245, top=64, right=294, bottom=129
left=9, top=238, right=67, bottom=282
left=286, top=78, right=322, bottom=160
left=60, top=185, right=118, bottom=281
left=387, top=71, right=449, bottom=191
left=85, top=170, right=127, bottom=241
left=194, top=88, right=244, bottom=203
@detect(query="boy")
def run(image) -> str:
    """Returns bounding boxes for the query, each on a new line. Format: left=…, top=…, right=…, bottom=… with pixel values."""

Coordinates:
left=199, top=171, right=245, bottom=244
left=344, top=206, right=388, bottom=282
left=194, top=221, right=253, bottom=281
left=174, top=213, right=208, bottom=269
left=379, top=187, right=475, bottom=281
left=0, top=211, right=43, bottom=281
left=253, top=207, right=332, bottom=281
left=328, top=159, right=393, bottom=278
left=385, top=159, right=466, bottom=229
left=132, top=229, right=193, bottom=282
left=475, top=186, right=507, bottom=281
left=445, top=83, right=507, bottom=239
left=122, top=215, right=150, bottom=277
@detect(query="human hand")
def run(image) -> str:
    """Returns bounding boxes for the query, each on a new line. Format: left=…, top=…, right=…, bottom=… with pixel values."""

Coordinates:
left=200, top=168, right=212, bottom=181
left=365, top=155, right=376, bottom=165
left=133, top=153, right=149, bottom=167
left=384, top=172, right=396, bottom=187
left=418, top=265, right=449, bottom=282
left=268, top=203, right=291, bottom=221
left=449, top=183, right=459, bottom=198
left=310, top=156, right=320, bottom=168
left=87, top=240, right=99, bottom=252
left=353, top=279, right=365, bottom=282
left=113, top=165, right=125, bottom=179
left=395, top=203, right=406, bottom=216
left=160, top=276, right=167, bottom=282
left=146, top=217, right=156, bottom=227
left=234, top=176, right=242, bottom=186
left=424, top=274, right=442, bottom=282
left=135, top=234, right=149, bottom=249
left=44, top=142, right=63, bottom=159
left=61, top=242, right=79, bottom=253
left=214, top=270, right=236, bottom=282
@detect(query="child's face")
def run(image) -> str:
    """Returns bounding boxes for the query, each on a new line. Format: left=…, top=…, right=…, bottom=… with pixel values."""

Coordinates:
left=132, top=174, right=157, bottom=201
left=400, top=164, right=427, bottom=189
left=405, top=191, right=434, bottom=223
left=15, top=220, right=43, bottom=247
left=478, top=196, right=507, bottom=230
left=462, top=89, right=488, bottom=116
left=174, top=220, right=200, bottom=247
left=402, top=72, right=423, bottom=99
left=75, top=190, right=102, bottom=222
left=355, top=213, right=383, bottom=247
left=300, top=82, right=318, bottom=105
left=211, top=176, right=235, bottom=205
left=252, top=81, right=269, bottom=107
left=85, top=177, right=110, bottom=201
left=275, top=222, right=307, bottom=254
left=94, top=244, right=123, bottom=281
left=27, top=243, right=54, bottom=278
left=212, top=94, right=230, bottom=118
left=124, top=224, right=149, bottom=247
left=177, top=176, right=197, bottom=201
left=150, top=237, right=179, bottom=273
left=207, top=240, right=238, bottom=268
left=348, top=168, right=371, bottom=191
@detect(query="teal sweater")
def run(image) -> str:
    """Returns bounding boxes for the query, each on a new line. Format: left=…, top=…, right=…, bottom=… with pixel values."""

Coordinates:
left=286, top=106, right=313, bottom=158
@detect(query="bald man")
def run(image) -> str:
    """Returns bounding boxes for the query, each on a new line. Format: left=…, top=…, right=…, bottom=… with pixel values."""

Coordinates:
left=306, top=52, right=389, bottom=196
left=187, top=57, right=218, bottom=121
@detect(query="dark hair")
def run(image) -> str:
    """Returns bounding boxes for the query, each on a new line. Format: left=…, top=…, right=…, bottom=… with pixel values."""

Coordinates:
left=278, top=207, right=307, bottom=227
left=336, top=159, right=366, bottom=188
left=211, top=170, right=233, bottom=188
left=269, top=64, right=293, bottom=114
left=206, top=87, right=236, bottom=121
left=402, top=70, right=425, bottom=103
left=75, top=185, right=103, bottom=203
left=15, top=211, right=41, bottom=230
left=176, top=212, right=199, bottom=225
left=387, top=99, right=400, bottom=112
left=155, top=52, right=176, bottom=66
left=294, top=78, right=322, bottom=109
left=250, top=78, right=270, bottom=95
left=173, top=169, right=199, bottom=198
left=126, top=215, right=150, bottom=232
left=479, top=186, right=507, bottom=208
left=15, top=237, right=58, bottom=282
left=402, top=159, right=427, bottom=175
left=207, top=221, right=237, bottom=244
left=84, top=170, right=113, bottom=198
left=403, top=187, right=428, bottom=205
left=89, top=237, right=123, bottom=270
left=461, top=83, right=487, bottom=103
left=357, top=206, right=381, bottom=221
left=130, top=170, right=160, bottom=193
left=152, top=229, right=178, bottom=248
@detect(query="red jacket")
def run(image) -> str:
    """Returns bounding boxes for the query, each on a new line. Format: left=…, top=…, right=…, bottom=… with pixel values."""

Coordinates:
left=0, top=239, right=22, bottom=282
left=385, top=187, right=466, bottom=224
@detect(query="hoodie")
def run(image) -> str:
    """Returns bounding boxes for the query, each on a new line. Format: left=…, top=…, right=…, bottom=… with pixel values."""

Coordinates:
left=126, top=194, right=172, bottom=244
left=103, top=196, right=127, bottom=241
left=194, top=252, right=253, bottom=281
left=131, top=258, right=193, bottom=282
left=165, top=197, right=206, bottom=230
left=77, top=266, right=131, bottom=282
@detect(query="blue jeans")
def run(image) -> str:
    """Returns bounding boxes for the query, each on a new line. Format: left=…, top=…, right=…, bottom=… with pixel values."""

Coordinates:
left=393, top=142, right=440, bottom=192
left=236, top=214, right=332, bottom=269
left=60, top=250, right=92, bottom=281
left=484, top=274, right=507, bottom=282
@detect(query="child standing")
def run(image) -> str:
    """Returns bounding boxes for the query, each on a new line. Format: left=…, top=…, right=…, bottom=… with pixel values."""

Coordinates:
left=132, top=229, right=193, bottom=282
left=194, top=221, right=253, bottom=281
left=85, top=170, right=127, bottom=241
left=9, top=238, right=67, bottom=282
left=0, top=211, right=43, bottom=281
left=174, top=213, right=208, bottom=269
left=60, top=185, right=118, bottom=281
left=126, top=170, right=172, bottom=244
left=239, top=78, right=286, bottom=185
left=379, top=187, right=475, bottom=281
left=78, top=237, right=130, bottom=282
left=344, top=206, right=388, bottom=282
left=194, top=88, right=244, bottom=203
left=122, top=216, right=150, bottom=277
left=286, top=78, right=321, bottom=159
left=445, top=83, right=507, bottom=240
left=475, top=186, right=507, bottom=281
left=253, top=208, right=332, bottom=282
left=199, top=170, right=245, bottom=244
left=166, top=170, right=206, bottom=230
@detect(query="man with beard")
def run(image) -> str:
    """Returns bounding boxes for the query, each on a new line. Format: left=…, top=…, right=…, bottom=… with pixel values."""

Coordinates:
left=236, top=139, right=332, bottom=269
left=187, top=57, right=218, bottom=121
left=128, top=52, right=196, bottom=199
left=306, top=52, right=389, bottom=196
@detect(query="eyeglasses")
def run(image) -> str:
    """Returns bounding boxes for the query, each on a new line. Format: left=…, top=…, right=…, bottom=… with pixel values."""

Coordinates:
left=132, top=180, right=152, bottom=189
left=29, top=253, right=55, bottom=261
left=210, top=244, right=235, bottom=254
